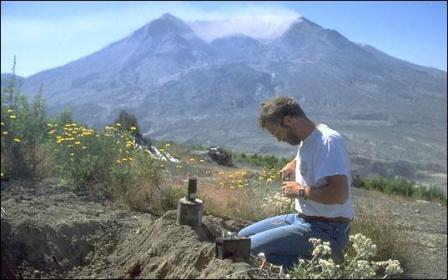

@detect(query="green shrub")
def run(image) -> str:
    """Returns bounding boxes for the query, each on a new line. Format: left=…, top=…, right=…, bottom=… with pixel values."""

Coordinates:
left=112, top=109, right=141, bottom=135
left=45, top=120, right=147, bottom=187
left=232, top=151, right=290, bottom=170
left=360, top=176, right=446, bottom=204
left=1, top=62, right=49, bottom=179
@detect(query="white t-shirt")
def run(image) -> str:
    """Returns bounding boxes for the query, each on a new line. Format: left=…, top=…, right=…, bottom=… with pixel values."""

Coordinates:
left=295, top=124, right=354, bottom=219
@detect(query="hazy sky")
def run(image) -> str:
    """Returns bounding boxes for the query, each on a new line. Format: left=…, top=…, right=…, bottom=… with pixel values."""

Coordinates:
left=1, top=1, right=446, bottom=77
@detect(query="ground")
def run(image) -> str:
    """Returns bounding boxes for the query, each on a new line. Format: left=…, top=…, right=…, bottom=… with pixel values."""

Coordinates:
left=1, top=178, right=446, bottom=279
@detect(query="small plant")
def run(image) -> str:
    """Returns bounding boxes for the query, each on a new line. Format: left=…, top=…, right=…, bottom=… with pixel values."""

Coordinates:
left=289, top=233, right=403, bottom=279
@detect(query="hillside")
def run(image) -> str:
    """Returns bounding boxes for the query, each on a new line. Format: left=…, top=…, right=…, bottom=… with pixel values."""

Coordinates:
left=2, top=13, right=446, bottom=192
left=1, top=172, right=446, bottom=279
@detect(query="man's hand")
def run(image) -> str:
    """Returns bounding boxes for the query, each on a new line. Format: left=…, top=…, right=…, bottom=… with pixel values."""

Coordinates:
left=282, top=181, right=303, bottom=198
left=283, top=175, right=349, bottom=204
left=279, top=159, right=296, bottom=181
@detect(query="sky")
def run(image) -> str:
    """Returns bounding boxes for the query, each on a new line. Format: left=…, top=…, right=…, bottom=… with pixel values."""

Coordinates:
left=1, top=1, right=447, bottom=77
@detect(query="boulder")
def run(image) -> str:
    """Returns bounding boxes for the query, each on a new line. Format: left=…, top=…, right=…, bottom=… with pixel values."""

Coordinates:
left=207, top=147, right=233, bottom=167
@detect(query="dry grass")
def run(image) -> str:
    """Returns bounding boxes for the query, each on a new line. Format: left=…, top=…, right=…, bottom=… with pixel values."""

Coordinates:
left=350, top=201, right=409, bottom=265
left=198, top=177, right=270, bottom=221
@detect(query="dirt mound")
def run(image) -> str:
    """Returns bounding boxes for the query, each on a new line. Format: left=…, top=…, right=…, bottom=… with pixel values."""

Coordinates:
left=1, top=179, right=266, bottom=279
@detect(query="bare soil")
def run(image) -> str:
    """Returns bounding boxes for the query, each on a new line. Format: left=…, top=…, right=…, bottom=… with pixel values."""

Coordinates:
left=1, top=178, right=446, bottom=279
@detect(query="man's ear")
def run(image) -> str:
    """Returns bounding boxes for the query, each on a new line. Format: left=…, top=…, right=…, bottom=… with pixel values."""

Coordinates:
left=283, top=115, right=294, bottom=126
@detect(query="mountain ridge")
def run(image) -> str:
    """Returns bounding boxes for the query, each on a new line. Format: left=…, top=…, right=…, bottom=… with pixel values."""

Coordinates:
left=1, top=14, right=446, bottom=189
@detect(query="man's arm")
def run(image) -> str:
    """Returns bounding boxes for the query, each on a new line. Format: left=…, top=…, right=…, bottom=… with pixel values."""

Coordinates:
left=282, top=174, right=349, bottom=205
left=279, top=159, right=296, bottom=180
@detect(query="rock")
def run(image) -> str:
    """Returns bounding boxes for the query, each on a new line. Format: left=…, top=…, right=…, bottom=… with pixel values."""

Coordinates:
left=207, top=146, right=233, bottom=167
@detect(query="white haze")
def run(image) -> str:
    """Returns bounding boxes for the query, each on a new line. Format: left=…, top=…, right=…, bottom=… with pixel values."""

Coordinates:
left=188, top=13, right=301, bottom=42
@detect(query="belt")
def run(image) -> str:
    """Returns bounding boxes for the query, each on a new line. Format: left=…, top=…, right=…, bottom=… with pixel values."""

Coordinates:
left=298, top=214, right=352, bottom=224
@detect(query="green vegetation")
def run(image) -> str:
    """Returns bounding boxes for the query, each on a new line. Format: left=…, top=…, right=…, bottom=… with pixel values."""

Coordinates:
left=233, top=151, right=290, bottom=169
left=357, top=176, right=446, bottom=205
left=1, top=58, right=48, bottom=179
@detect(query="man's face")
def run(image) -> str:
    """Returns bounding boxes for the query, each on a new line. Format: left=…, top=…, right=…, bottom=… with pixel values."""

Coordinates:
left=268, top=122, right=302, bottom=146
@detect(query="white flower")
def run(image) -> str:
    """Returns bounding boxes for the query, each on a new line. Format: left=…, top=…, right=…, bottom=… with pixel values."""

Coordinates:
left=351, top=260, right=376, bottom=279
left=319, top=259, right=338, bottom=277
left=312, top=243, right=332, bottom=257
left=309, top=238, right=321, bottom=247
left=350, top=233, right=377, bottom=259
left=374, top=259, right=403, bottom=276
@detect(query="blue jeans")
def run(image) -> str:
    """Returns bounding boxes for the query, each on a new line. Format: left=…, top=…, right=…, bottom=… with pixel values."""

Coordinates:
left=238, top=213, right=351, bottom=269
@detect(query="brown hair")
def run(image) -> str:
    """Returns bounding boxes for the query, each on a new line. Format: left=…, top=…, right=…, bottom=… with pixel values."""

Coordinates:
left=258, top=96, right=307, bottom=130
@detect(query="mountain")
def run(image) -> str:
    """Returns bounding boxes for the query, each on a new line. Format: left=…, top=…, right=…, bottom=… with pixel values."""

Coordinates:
left=4, top=14, right=447, bottom=188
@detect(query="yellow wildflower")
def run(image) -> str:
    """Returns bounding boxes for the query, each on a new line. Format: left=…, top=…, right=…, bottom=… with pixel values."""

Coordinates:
left=116, top=160, right=122, bottom=164
left=13, top=138, right=21, bottom=143
left=7, top=109, right=13, bottom=113
left=1, top=122, right=4, bottom=126
left=165, top=143, right=171, bottom=148
left=2, top=131, right=8, bottom=135
left=115, top=123, right=121, bottom=127
left=199, top=159, right=205, bottom=163
left=130, top=126, right=137, bottom=131
left=10, top=115, right=16, bottom=120
left=75, top=141, right=81, bottom=145
left=70, top=153, right=75, bottom=156
left=82, top=146, right=87, bottom=149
